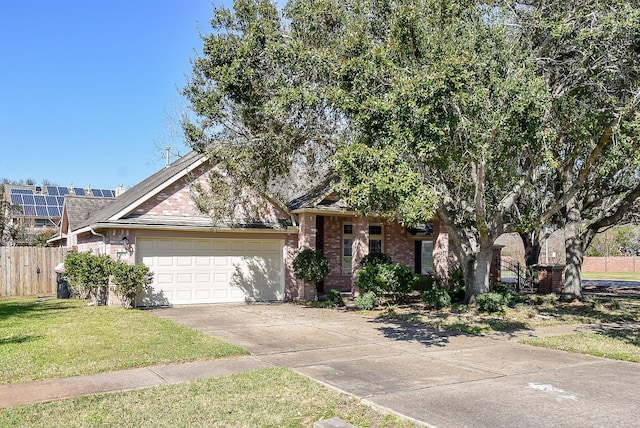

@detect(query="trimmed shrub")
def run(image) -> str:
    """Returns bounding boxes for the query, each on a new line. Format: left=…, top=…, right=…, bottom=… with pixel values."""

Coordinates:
left=324, top=289, right=344, bottom=307
left=377, top=263, right=417, bottom=302
left=422, top=288, right=451, bottom=309
left=360, top=252, right=392, bottom=267
left=64, top=251, right=113, bottom=306
left=476, top=292, right=506, bottom=313
left=354, top=291, right=379, bottom=310
left=354, top=264, right=384, bottom=295
left=490, top=282, right=510, bottom=294
left=293, top=248, right=330, bottom=284
left=355, top=263, right=418, bottom=303
left=111, top=262, right=154, bottom=308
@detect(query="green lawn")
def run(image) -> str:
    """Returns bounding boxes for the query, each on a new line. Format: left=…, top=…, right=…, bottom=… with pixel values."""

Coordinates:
left=376, top=292, right=640, bottom=362
left=521, top=329, right=640, bottom=363
left=0, top=367, right=416, bottom=427
left=0, top=299, right=416, bottom=427
left=0, top=298, right=247, bottom=384
left=582, top=271, right=640, bottom=281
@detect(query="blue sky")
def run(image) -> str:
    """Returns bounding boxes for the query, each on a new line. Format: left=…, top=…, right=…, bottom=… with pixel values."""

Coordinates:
left=0, top=1, right=232, bottom=190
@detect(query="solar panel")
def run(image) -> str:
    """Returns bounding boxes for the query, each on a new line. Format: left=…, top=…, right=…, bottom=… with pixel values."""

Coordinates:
left=48, top=206, right=60, bottom=217
left=11, top=189, right=34, bottom=195
left=34, top=195, right=46, bottom=205
left=58, top=187, right=69, bottom=195
left=104, top=190, right=115, bottom=197
left=22, top=195, right=35, bottom=205
left=57, top=196, right=65, bottom=205
left=23, top=205, right=36, bottom=216
left=47, top=186, right=59, bottom=195
left=74, top=188, right=85, bottom=196
left=35, top=206, right=48, bottom=217
left=92, top=189, right=103, bottom=197
left=10, top=194, right=22, bottom=205
left=46, top=196, right=57, bottom=205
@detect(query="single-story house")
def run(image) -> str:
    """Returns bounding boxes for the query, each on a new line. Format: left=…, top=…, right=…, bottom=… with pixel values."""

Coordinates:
left=50, top=151, right=458, bottom=306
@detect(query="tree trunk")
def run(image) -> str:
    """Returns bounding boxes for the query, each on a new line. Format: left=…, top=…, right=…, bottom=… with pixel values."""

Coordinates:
left=563, top=198, right=583, bottom=300
left=461, top=244, right=493, bottom=303
left=519, top=231, right=542, bottom=267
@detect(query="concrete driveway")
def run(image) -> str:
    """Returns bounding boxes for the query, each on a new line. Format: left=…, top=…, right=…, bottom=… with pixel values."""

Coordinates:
left=151, top=303, right=640, bottom=427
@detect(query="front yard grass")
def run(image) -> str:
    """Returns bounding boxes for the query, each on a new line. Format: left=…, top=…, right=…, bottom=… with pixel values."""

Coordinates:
left=368, top=292, right=640, bottom=362
left=0, top=298, right=247, bottom=384
left=375, top=293, right=640, bottom=334
left=521, top=329, right=640, bottom=362
left=0, top=367, right=416, bottom=428
left=581, top=271, right=640, bottom=281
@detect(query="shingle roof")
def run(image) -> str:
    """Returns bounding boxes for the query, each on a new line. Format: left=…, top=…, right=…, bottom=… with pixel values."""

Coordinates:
left=64, top=197, right=116, bottom=231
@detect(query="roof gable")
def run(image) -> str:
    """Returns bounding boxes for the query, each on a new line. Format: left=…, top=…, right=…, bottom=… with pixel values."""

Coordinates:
left=70, top=151, right=207, bottom=231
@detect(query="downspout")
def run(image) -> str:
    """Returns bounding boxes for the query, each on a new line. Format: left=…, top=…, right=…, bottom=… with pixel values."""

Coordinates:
left=89, top=227, right=107, bottom=255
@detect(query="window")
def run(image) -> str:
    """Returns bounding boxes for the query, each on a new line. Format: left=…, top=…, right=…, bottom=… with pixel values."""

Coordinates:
left=343, top=223, right=353, bottom=275
left=421, top=241, right=434, bottom=274
left=368, top=224, right=383, bottom=254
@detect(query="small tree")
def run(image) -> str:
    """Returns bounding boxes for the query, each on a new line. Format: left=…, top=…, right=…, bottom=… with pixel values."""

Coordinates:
left=293, top=248, right=330, bottom=298
left=111, top=262, right=154, bottom=308
left=63, top=251, right=113, bottom=306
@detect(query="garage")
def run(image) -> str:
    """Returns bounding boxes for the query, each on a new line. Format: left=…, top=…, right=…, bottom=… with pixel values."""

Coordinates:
left=136, top=237, right=285, bottom=306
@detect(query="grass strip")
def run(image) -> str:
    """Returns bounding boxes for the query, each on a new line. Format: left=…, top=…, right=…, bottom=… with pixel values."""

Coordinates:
left=0, top=298, right=247, bottom=384
left=0, top=367, right=417, bottom=427
left=520, top=329, right=640, bottom=363
left=581, top=272, right=640, bottom=281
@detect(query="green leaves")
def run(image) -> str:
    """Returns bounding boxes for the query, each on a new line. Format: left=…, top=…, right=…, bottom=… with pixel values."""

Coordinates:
left=292, top=248, right=330, bottom=284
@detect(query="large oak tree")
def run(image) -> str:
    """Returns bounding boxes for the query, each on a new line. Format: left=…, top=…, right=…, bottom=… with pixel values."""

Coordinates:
left=183, top=0, right=639, bottom=302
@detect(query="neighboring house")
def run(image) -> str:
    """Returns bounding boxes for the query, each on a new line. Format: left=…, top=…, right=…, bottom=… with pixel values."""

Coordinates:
left=2, top=184, right=116, bottom=245
left=51, top=151, right=454, bottom=306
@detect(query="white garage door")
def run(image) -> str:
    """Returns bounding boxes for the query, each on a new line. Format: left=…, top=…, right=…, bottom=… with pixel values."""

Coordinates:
left=136, top=238, right=284, bottom=306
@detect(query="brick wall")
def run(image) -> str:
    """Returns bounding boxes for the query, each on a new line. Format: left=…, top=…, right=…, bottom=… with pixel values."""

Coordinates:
left=136, top=174, right=201, bottom=217
left=384, top=223, right=414, bottom=269
left=322, top=216, right=352, bottom=292
left=135, top=164, right=290, bottom=223
left=284, top=234, right=299, bottom=300
left=315, top=215, right=431, bottom=293
left=298, top=212, right=317, bottom=250
left=583, top=257, right=640, bottom=273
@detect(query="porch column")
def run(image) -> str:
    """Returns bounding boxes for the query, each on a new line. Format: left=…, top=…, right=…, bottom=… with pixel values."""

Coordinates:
left=298, top=212, right=317, bottom=250
left=351, top=217, right=369, bottom=294
left=297, top=212, right=318, bottom=300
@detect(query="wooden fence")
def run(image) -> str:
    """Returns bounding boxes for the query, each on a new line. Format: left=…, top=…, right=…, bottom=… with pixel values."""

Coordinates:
left=0, top=247, right=69, bottom=297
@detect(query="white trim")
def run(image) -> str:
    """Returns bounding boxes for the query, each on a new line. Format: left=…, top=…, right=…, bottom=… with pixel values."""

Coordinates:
left=72, top=223, right=298, bottom=235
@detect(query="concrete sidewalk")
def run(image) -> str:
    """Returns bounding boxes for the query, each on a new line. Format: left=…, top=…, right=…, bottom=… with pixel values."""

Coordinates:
left=2, top=303, right=640, bottom=427
left=0, top=356, right=271, bottom=409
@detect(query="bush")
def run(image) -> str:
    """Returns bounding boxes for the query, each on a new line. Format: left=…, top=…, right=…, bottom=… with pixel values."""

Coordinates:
left=64, top=251, right=113, bottom=306
left=476, top=293, right=506, bottom=313
left=292, top=248, right=330, bottom=284
left=378, top=263, right=417, bottom=302
left=446, top=265, right=465, bottom=289
left=324, top=289, right=344, bottom=307
left=111, top=262, right=154, bottom=308
left=355, top=263, right=418, bottom=303
left=490, top=282, right=510, bottom=294
left=354, top=291, right=379, bottom=310
left=422, top=288, right=451, bottom=309
left=360, top=252, right=392, bottom=267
